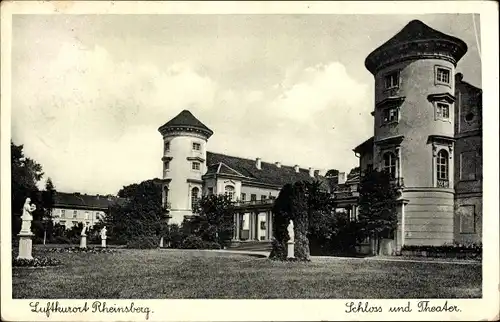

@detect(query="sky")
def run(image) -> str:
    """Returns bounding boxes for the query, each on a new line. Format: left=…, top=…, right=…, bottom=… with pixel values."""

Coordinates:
left=11, top=14, right=482, bottom=195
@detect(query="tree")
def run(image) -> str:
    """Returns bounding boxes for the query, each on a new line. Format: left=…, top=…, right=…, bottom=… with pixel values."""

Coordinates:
left=11, top=141, right=44, bottom=236
left=270, top=181, right=310, bottom=261
left=357, top=169, right=400, bottom=254
left=104, top=179, right=167, bottom=246
left=183, top=194, right=235, bottom=247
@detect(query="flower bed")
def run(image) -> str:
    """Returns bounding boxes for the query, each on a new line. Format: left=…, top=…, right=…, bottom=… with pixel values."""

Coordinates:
left=47, top=246, right=117, bottom=254
left=400, top=243, right=482, bottom=260
left=13, top=257, right=62, bottom=268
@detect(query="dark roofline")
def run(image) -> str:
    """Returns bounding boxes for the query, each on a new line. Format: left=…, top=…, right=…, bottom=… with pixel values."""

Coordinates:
left=206, top=151, right=318, bottom=174
left=365, top=20, right=468, bottom=74
left=158, top=110, right=213, bottom=138
left=353, top=137, right=374, bottom=154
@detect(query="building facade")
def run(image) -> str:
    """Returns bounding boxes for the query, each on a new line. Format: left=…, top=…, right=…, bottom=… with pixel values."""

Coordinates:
left=51, top=192, right=118, bottom=229
left=158, top=110, right=331, bottom=241
left=349, top=20, right=482, bottom=252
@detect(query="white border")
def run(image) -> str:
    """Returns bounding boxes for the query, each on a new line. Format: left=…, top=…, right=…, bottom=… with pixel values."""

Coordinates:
left=1, top=1, right=498, bottom=321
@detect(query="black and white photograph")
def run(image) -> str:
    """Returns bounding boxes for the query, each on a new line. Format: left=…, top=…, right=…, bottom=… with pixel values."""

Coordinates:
left=1, top=1, right=498, bottom=321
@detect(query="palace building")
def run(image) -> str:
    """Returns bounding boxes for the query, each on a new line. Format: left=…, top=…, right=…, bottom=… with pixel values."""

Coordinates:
left=158, top=20, right=482, bottom=252
left=157, top=110, right=337, bottom=242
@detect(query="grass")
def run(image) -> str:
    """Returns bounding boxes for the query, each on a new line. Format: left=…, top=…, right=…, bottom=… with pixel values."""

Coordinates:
left=12, top=246, right=481, bottom=299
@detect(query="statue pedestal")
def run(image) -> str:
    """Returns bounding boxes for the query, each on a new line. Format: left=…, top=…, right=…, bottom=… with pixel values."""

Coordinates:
left=80, top=234, right=87, bottom=248
left=159, top=237, right=164, bottom=248
left=101, top=238, right=106, bottom=248
left=17, top=232, right=34, bottom=260
left=287, top=240, right=295, bottom=259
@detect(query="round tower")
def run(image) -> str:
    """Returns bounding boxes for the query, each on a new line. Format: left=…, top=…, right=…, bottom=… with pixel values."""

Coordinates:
left=158, top=110, right=213, bottom=224
left=365, top=20, right=467, bottom=247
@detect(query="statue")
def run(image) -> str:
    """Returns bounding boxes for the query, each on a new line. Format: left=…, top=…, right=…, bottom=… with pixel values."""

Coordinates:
left=100, top=226, right=107, bottom=248
left=20, top=198, right=36, bottom=234
left=287, top=220, right=294, bottom=242
left=81, top=223, right=88, bottom=236
left=100, top=226, right=107, bottom=240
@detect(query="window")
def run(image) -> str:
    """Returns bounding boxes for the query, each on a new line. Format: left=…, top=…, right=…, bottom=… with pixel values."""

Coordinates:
left=250, top=194, right=257, bottom=202
left=163, top=186, right=169, bottom=205
left=261, top=195, right=266, bottom=201
left=382, top=152, right=397, bottom=179
left=240, top=193, right=246, bottom=202
left=164, top=160, right=170, bottom=171
left=192, top=142, right=201, bottom=151
left=85, top=211, right=89, bottom=220
left=208, top=187, right=214, bottom=195
left=192, top=162, right=200, bottom=170
left=73, top=210, right=77, bottom=218
left=191, top=187, right=200, bottom=210
left=435, top=67, right=451, bottom=85
left=459, top=205, right=476, bottom=234
left=384, top=71, right=399, bottom=89
left=436, top=150, right=449, bottom=185
left=224, top=185, right=235, bottom=201
left=61, top=209, right=66, bottom=217
left=164, top=141, right=170, bottom=153
left=436, top=102, right=450, bottom=121
left=382, top=107, right=399, bottom=124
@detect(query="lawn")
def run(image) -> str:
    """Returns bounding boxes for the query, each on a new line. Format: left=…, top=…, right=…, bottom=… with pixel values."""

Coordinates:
left=12, top=247, right=481, bottom=299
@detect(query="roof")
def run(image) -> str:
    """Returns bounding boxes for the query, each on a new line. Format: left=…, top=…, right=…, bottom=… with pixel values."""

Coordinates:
left=365, top=20, right=468, bottom=74
left=158, top=110, right=213, bottom=138
left=353, top=137, right=374, bottom=154
left=205, top=151, right=325, bottom=188
left=54, top=192, right=125, bottom=210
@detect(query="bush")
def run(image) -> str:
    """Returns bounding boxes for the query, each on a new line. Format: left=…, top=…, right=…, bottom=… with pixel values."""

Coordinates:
left=202, top=241, right=221, bottom=249
left=126, top=236, right=160, bottom=249
left=181, top=235, right=205, bottom=249
left=13, top=256, right=61, bottom=268
left=47, top=246, right=117, bottom=254
left=269, top=238, right=287, bottom=260
left=52, top=236, right=72, bottom=244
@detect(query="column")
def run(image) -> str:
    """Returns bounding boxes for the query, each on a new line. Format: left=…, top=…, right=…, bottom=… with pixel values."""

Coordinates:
left=270, top=212, right=273, bottom=240
left=236, top=213, right=241, bottom=240
left=248, top=213, right=254, bottom=240
left=232, top=214, right=238, bottom=240
left=254, top=212, right=259, bottom=241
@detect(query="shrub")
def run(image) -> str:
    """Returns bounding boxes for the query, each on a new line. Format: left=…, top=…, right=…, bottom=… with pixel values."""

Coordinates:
left=269, top=238, right=287, bottom=260
left=181, top=235, right=205, bottom=249
left=13, top=257, right=61, bottom=268
left=52, top=236, right=72, bottom=244
left=126, top=236, right=160, bottom=249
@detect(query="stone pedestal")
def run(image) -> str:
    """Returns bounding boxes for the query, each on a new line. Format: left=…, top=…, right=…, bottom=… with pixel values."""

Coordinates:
left=159, top=237, right=164, bottom=248
left=80, top=234, right=87, bottom=248
left=101, top=238, right=106, bottom=248
left=287, top=240, right=295, bottom=259
left=17, top=232, right=34, bottom=260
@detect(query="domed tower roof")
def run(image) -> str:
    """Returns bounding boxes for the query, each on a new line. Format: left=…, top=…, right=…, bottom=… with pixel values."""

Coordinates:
left=158, top=110, right=213, bottom=138
left=365, top=20, right=468, bottom=75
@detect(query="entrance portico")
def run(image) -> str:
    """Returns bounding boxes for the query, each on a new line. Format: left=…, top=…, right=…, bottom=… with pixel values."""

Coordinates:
left=232, top=200, right=274, bottom=242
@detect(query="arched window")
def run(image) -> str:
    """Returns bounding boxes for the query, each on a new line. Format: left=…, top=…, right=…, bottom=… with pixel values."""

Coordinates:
left=224, top=185, right=235, bottom=201
left=383, top=152, right=397, bottom=179
left=163, top=186, right=169, bottom=206
left=437, top=150, right=449, bottom=181
left=191, top=187, right=199, bottom=210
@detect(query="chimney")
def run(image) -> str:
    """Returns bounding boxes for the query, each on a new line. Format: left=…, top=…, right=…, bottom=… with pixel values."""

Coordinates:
left=256, top=158, right=261, bottom=170
left=309, top=167, right=314, bottom=177
left=338, top=172, right=346, bottom=184
left=314, top=170, right=319, bottom=177
left=294, top=165, right=300, bottom=173
left=275, top=162, right=281, bottom=168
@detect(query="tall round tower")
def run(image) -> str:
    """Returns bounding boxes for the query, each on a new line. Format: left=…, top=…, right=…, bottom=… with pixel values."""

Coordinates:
left=365, top=20, right=467, bottom=247
left=158, top=110, right=213, bottom=224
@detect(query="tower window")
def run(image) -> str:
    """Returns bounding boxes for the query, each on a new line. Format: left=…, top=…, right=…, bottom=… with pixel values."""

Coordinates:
left=192, top=142, right=201, bottom=151
left=436, top=149, right=449, bottom=187
left=73, top=210, right=77, bottom=218
left=240, top=193, right=246, bottom=201
left=382, top=107, right=399, bottom=124
left=384, top=71, right=399, bottom=89
left=436, top=102, right=450, bottom=121
left=382, top=152, right=397, bottom=179
left=207, top=187, right=214, bottom=195
left=164, top=141, right=170, bottom=153
left=191, top=187, right=199, bottom=210
left=164, top=160, right=170, bottom=171
left=192, top=162, right=200, bottom=170
left=435, top=66, right=451, bottom=85
left=224, top=185, right=235, bottom=201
